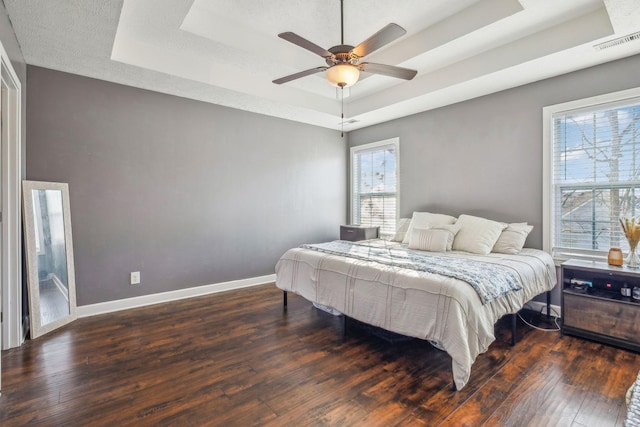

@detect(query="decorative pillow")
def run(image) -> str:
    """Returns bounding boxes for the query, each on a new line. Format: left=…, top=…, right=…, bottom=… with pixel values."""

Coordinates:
left=452, top=214, right=507, bottom=255
left=408, top=227, right=449, bottom=252
left=402, top=212, right=457, bottom=244
left=431, top=223, right=462, bottom=251
left=492, top=223, right=534, bottom=254
left=392, top=218, right=412, bottom=242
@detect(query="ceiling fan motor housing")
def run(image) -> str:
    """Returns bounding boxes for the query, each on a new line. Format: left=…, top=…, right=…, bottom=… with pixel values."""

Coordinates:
left=326, top=45, right=359, bottom=66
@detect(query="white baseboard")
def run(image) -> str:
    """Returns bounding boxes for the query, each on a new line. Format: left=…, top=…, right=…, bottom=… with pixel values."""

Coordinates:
left=524, top=300, right=562, bottom=318
left=77, top=274, right=276, bottom=318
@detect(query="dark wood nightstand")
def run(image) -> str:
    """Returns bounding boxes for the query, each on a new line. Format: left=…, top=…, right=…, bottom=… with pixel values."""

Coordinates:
left=340, top=225, right=379, bottom=242
left=561, top=259, right=640, bottom=352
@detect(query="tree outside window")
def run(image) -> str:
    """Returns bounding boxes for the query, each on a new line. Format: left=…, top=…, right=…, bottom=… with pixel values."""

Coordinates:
left=554, top=103, right=640, bottom=255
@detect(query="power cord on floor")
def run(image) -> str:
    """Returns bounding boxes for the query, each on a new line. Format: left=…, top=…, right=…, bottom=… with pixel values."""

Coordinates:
left=517, top=303, right=561, bottom=332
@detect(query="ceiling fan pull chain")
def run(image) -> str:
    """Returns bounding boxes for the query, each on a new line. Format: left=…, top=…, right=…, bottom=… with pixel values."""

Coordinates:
left=341, top=86, right=344, bottom=138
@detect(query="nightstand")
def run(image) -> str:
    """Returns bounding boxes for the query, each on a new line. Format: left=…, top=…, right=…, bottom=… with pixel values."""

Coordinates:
left=561, top=259, right=640, bottom=352
left=340, top=225, right=379, bottom=242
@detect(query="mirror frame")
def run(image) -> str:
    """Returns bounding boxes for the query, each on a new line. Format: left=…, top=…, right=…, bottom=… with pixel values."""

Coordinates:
left=22, top=180, right=77, bottom=339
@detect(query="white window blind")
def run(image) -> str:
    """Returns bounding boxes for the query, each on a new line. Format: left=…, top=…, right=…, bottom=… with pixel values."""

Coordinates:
left=550, top=96, right=640, bottom=260
left=350, top=138, right=399, bottom=236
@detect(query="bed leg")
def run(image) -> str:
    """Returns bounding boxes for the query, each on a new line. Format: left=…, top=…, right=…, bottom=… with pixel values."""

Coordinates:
left=546, top=291, right=551, bottom=318
left=511, top=313, right=517, bottom=346
left=342, top=315, right=348, bottom=340
left=283, top=291, right=287, bottom=309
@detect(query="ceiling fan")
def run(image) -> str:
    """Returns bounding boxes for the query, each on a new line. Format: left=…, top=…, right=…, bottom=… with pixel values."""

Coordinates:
left=272, top=0, right=417, bottom=88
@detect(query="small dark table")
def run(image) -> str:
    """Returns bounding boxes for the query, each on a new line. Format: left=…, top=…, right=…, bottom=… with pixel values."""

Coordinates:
left=340, top=225, right=379, bottom=242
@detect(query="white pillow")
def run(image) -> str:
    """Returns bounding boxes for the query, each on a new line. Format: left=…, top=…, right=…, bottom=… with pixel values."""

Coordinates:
left=492, top=223, right=534, bottom=254
left=392, top=218, right=411, bottom=242
left=452, top=214, right=507, bottom=255
left=408, top=228, right=448, bottom=252
left=402, top=212, right=457, bottom=244
left=432, top=223, right=462, bottom=251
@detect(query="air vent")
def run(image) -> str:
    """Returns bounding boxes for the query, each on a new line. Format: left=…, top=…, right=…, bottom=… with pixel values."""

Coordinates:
left=594, top=31, right=640, bottom=51
left=338, top=119, right=359, bottom=125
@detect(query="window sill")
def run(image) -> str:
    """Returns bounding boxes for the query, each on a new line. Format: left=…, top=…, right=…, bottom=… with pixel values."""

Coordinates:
left=553, top=252, right=609, bottom=266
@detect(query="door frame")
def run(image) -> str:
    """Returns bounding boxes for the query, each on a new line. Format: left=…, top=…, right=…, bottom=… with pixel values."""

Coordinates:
left=0, top=38, right=23, bottom=355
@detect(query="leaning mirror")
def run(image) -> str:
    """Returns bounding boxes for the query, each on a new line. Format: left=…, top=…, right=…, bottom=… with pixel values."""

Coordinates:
left=22, top=180, right=77, bottom=339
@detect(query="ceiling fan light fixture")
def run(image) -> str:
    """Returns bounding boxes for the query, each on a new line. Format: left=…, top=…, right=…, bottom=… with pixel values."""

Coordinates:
left=273, top=1, right=416, bottom=87
left=326, top=63, right=360, bottom=88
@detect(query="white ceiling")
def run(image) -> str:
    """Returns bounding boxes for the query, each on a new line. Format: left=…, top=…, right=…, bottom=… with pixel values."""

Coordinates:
left=4, top=0, right=640, bottom=131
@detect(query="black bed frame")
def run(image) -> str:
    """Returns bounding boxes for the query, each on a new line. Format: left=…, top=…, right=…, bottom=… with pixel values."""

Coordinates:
left=282, top=290, right=552, bottom=346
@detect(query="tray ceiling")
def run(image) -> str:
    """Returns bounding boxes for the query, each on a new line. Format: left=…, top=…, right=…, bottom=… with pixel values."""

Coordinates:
left=4, top=0, right=640, bottom=131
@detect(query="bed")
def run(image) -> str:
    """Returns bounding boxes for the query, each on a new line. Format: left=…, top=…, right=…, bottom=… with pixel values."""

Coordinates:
left=275, top=214, right=557, bottom=390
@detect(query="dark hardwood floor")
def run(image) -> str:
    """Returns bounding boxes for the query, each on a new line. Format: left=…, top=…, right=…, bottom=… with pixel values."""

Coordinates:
left=1, top=284, right=639, bottom=426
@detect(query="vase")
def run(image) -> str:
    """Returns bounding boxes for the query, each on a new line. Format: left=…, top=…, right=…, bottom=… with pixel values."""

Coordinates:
left=608, top=248, right=623, bottom=266
left=627, top=243, right=640, bottom=268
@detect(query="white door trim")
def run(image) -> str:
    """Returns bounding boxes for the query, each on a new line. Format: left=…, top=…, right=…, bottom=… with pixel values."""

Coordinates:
left=0, top=38, right=23, bottom=351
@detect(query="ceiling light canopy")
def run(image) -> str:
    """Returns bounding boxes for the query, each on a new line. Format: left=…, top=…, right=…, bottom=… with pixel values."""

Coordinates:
left=326, top=63, right=360, bottom=87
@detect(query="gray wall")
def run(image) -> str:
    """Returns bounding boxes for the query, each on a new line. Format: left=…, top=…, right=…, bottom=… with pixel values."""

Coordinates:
left=26, top=67, right=346, bottom=306
left=349, top=54, right=640, bottom=249
left=21, top=44, right=640, bottom=309
left=349, top=53, right=640, bottom=305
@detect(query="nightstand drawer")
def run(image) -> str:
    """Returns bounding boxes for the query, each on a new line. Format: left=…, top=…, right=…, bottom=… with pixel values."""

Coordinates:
left=340, top=225, right=379, bottom=242
left=563, top=292, right=640, bottom=342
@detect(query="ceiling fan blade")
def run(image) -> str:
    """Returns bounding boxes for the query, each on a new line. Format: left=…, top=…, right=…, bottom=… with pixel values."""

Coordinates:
left=351, top=23, right=406, bottom=58
left=360, top=62, right=417, bottom=80
left=272, top=67, right=328, bottom=85
left=278, top=32, right=333, bottom=58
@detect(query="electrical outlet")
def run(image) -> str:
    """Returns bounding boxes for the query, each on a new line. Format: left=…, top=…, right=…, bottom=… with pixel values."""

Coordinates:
left=130, top=271, right=140, bottom=285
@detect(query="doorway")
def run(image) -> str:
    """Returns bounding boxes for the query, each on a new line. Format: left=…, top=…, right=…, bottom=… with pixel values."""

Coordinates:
left=0, top=39, right=24, bottom=395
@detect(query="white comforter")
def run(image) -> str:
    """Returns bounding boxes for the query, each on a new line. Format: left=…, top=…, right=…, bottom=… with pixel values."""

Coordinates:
left=275, top=240, right=556, bottom=390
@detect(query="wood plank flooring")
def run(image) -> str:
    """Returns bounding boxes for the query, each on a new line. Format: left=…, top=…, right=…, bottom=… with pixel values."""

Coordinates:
left=1, top=284, right=639, bottom=426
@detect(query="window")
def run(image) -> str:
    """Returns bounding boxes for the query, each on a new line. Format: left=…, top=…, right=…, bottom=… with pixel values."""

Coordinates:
left=350, top=138, right=399, bottom=237
left=544, top=88, right=640, bottom=261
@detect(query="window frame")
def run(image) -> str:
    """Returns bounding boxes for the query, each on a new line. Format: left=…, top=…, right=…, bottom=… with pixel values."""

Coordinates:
left=543, top=86, right=640, bottom=263
left=349, top=137, right=400, bottom=238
